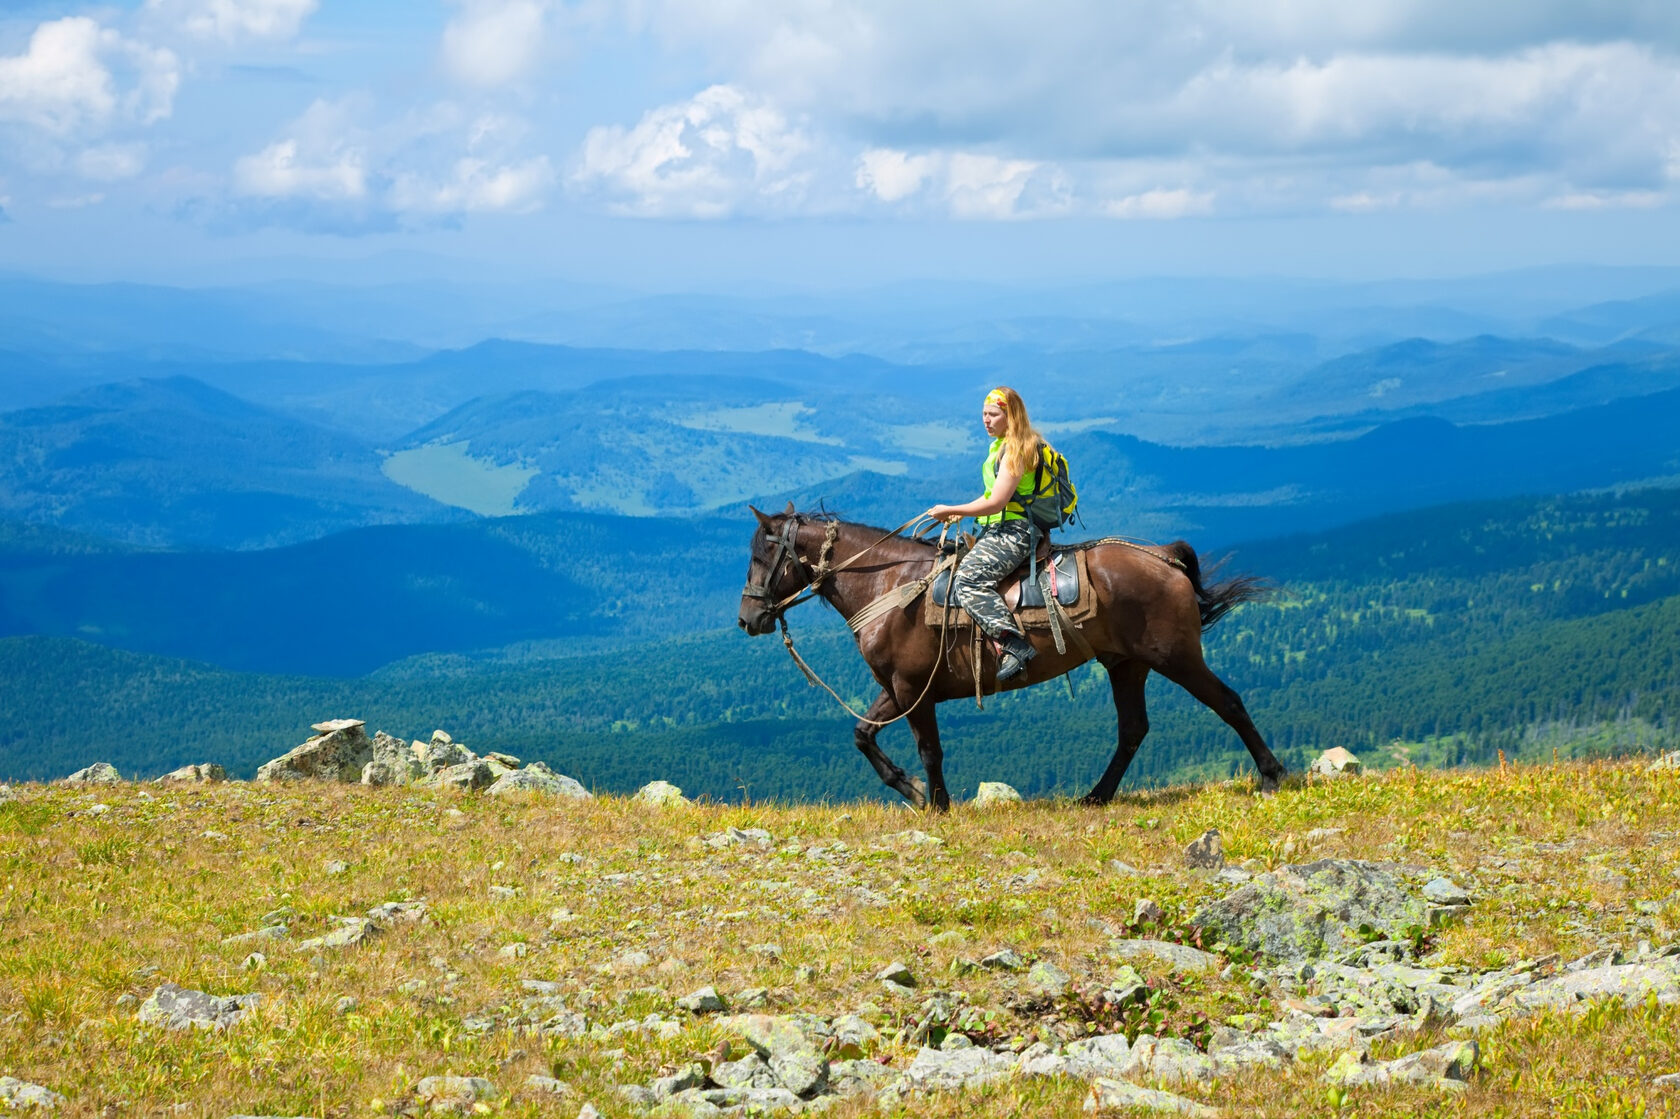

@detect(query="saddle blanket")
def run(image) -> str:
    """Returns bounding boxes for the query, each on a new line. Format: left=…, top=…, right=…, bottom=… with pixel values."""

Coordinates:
left=925, top=546, right=1096, bottom=629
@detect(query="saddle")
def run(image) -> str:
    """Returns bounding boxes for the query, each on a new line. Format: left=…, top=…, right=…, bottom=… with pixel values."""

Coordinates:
left=926, top=542, right=1095, bottom=630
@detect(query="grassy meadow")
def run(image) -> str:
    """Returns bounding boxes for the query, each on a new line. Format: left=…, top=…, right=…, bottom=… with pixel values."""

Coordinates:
left=3, top=760, right=1680, bottom=1118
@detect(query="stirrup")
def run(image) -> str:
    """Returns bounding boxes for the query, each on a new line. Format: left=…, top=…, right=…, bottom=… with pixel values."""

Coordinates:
left=996, top=635, right=1037, bottom=682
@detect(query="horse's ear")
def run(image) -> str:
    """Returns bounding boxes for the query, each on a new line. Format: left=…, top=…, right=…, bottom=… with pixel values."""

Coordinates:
left=784, top=501, right=796, bottom=515
left=750, top=506, right=773, bottom=529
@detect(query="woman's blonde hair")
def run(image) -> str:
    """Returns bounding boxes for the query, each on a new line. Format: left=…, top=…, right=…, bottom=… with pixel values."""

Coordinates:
left=985, top=386, right=1043, bottom=478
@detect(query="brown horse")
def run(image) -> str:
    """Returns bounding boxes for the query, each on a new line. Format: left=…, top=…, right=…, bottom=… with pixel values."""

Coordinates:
left=738, top=507, right=1287, bottom=809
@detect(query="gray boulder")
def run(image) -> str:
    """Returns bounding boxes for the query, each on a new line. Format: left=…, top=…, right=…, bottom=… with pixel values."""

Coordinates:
left=431, top=761, right=494, bottom=791
left=487, top=762, right=591, bottom=799
left=1511, top=960, right=1680, bottom=1012
left=769, top=1051, right=828, bottom=1097
left=973, top=781, right=1022, bottom=807
left=61, top=762, right=122, bottom=784
left=1111, top=939, right=1222, bottom=974
left=1311, top=748, right=1363, bottom=778
left=827, top=1059, right=902, bottom=1098
left=1327, top=1039, right=1478, bottom=1088
left=256, top=720, right=371, bottom=783
left=295, top=917, right=376, bottom=952
left=676, top=986, right=727, bottom=1014
left=633, top=780, right=690, bottom=806
left=0, top=1076, right=65, bottom=1110
left=712, top=1053, right=779, bottom=1090
left=1027, top=960, right=1071, bottom=995
left=416, top=736, right=474, bottom=774
left=1191, top=860, right=1430, bottom=964
left=414, top=1076, right=498, bottom=1113
left=138, top=983, right=261, bottom=1031
left=1063, top=1034, right=1133, bottom=1079
left=155, top=763, right=225, bottom=784
left=1123, top=1035, right=1215, bottom=1084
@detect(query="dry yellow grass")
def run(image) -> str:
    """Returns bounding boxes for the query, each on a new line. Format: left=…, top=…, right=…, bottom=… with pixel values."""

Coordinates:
left=2, top=758, right=1678, bottom=1117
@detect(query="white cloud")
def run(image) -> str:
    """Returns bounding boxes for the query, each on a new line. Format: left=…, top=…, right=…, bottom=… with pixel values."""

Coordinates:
left=573, top=84, right=812, bottom=217
left=0, top=17, right=179, bottom=136
left=855, top=148, right=934, bottom=202
left=389, top=155, right=554, bottom=214
left=441, top=0, right=549, bottom=87
left=147, top=0, right=319, bottom=43
left=232, top=98, right=366, bottom=200
left=1103, top=188, right=1215, bottom=220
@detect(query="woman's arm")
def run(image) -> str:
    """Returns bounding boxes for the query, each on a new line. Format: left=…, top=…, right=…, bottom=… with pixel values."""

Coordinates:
left=924, top=461, right=1024, bottom=524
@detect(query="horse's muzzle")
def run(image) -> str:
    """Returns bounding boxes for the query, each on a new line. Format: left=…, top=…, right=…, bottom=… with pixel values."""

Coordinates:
left=738, top=611, right=774, bottom=637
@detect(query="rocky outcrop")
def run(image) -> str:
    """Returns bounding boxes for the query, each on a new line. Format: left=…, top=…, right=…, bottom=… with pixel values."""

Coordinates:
left=1191, top=859, right=1429, bottom=964
left=60, top=762, right=122, bottom=784
left=255, top=720, right=372, bottom=783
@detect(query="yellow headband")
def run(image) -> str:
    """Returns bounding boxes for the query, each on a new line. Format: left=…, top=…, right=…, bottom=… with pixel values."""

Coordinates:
left=985, top=388, right=1008, bottom=406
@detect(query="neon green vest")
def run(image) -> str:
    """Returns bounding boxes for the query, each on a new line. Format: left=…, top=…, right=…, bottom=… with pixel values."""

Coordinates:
left=977, top=437, right=1035, bottom=526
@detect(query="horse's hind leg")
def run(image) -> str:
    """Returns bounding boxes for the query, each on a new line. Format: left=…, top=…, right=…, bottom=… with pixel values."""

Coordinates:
left=1159, top=656, right=1288, bottom=793
left=904, top=703, right=951, bottom=813
left=855, top=688, right=928, bottom=808
left=1081, top=657, right=1150, bottom=806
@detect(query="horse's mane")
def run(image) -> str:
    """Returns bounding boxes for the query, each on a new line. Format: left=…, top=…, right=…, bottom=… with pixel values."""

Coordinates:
left=791, top=507, right=936, bottom=554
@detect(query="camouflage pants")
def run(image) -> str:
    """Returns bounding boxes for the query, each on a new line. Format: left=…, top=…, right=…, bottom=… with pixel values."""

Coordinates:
left=954, top=520, right=1033, bottom=640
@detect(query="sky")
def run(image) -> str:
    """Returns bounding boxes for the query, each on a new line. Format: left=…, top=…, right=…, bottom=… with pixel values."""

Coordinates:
left=2, top=0, right=1680, bottom=289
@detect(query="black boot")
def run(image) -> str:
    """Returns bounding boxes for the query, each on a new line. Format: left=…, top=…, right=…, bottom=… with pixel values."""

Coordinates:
left=996, top=632, right=1037, bottom=682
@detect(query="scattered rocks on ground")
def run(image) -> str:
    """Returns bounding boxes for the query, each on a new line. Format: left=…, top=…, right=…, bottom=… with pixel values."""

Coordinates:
left=973, top=781, right=1022, bottom=807
left=138, top=983, right=261, bottom=1031
left=0, top=1076, right=65, bottom=1110
left=256, top=720, right=371, bottom=783
left=1184, top=828, right=1224, bottom=870
left=703, top=827, right=772, bottom=849
left=60, top=762, right=121, bottom=784
left=1311, top=747, right=1363, bottom=778
left=633, top=780, right=690, bottom=806
left=155, top=763, right=225, bottom=784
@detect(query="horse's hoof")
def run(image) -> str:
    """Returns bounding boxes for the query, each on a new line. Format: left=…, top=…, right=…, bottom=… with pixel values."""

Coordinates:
left=1258, top=773, right=1282, bottom=796
left=1079, top=792, right=1112, bottom=807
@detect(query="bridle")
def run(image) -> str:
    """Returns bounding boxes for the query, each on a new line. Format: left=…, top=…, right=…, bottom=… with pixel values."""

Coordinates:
left=741, top=515, right=842, bottom=624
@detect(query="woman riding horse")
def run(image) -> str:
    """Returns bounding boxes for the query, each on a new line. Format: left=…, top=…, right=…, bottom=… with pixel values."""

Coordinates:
left=924, top=385, right=1045, bottom=682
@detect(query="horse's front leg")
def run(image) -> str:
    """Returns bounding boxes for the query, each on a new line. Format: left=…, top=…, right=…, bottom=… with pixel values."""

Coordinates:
left=854, top=688, right=927, bottom=808
left=905, top=701, right=951, bottom=812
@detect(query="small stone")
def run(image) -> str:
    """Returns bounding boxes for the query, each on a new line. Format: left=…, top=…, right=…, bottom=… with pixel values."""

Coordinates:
left=335, top=997, right=358, bottom=1015
left=713, top=1052, right=778, bottom=1090
left=414, top=1075, right=498, bottom=1113
left=1027, top=960, right=1072, bottom=995
left=1107, top=859, right=1145, bottom=876
left=1134, top=898, right=1165, bottom=926
left=926, top=929, right=966, bottom=947
left=980, top=948, right=1024, bottom=972
left=221, top=925, right=288, bottom=946
left=632, top=780, right=689, bottom=806
left=652, top=1065, right=707, bottom=1098
left=1422, top=878, right=1471, bottom=906
left=324, top=860, right=348, bottom=876
left=115, top=993, right=139, bottom=1010
left=734, top=987, right=769, bottom=1008
left=241, top=952, right=265, bottom=971
left=0, top=1077, right=66, bottom=1110
left=488, top=885, right=520, bottom=900
left=155, top=763, right=226, bottom=784
left=294, top=918, right=376, bottom=952
left=525, top=1075, right=568, bottom=1095
left=575, top=1105, right=602, bottom=1119
left=499, top=943, right=529, bottom=960
left=875, top=961, right=916, bottom=987
left=973, top=781, right=1022, bottom=807
left=1184, top=828, right=1224, bottom=870
left=367, top=901, right=429, bottom=924
left=677, top=986, right=727, bottom=1014
left=1104, top=965, right=1148, bottom=1005
left=1653, top=1073, right=1680, bottom=1090
left=1311, top=747, right=1363, bottom=778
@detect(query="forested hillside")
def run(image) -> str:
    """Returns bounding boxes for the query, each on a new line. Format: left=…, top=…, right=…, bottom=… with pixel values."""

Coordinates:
left=2, top=486, right=1674, bottom=797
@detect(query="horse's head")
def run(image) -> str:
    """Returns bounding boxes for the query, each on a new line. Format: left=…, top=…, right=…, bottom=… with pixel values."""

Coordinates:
left=739, top=503, right=815, bottom=636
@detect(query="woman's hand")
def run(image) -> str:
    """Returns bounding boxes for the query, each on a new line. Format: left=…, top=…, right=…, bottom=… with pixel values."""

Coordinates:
left=924, top=505, right=961, bottom=525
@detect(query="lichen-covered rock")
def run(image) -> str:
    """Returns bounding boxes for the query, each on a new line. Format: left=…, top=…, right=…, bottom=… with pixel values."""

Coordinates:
left=713, top=1053, right=779, bottom=1090
left=676, top=986, right=726, bottom=1014
left=973, top=781, right=1022, bottom=807
left=487, top=762, right=591, bottom=799
left=1111, top=939, right=1222, bottom=974
left=1511, top=960, right=1680, bottom=1012
left=0, top=1076, right=66, bottom=1110
left=431, top=760, right=494, bottom=791
left=1190, top=860, right=1430, bottom=964
left=415, top=737, right=474, bottom=774
left=1311, top=747, right=1363, bottom=777
left=904, top=1046, right=1017, bottom=1091
left=1062, top=1034, right=1133, bottom=1079
left=295, top=917, right=376, bottom=952
left=827, top=1058, right=903, bottom=1098
left=633, top=780, right=689, bottom=806
left=1027, top=960, right=1072, bottom=995
left=1123, top=1035, right=1216, bottom=1084
left=361, top=731, right=424, bottom=787
left=155, top=763, right=225, bottom=784
left=256, top=720, right=371, bottom=783
left=1083, top=1078, right=1217, bottom=1116
left=138, top=983, right=260, bottom=1031
left=61, top=762, right=122, bottom=784
left=769, top=1050, right=828, bottom=1097
left=1326, top=1039, right=1478, bottom=1089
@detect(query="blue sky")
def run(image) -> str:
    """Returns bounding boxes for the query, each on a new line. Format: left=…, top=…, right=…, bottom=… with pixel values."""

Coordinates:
left=2, top=1, right=1679, bottom=288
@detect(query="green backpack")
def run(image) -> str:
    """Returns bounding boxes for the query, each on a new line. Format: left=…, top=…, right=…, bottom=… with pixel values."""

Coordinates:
left=1019, top=442, right=1079, bottom=532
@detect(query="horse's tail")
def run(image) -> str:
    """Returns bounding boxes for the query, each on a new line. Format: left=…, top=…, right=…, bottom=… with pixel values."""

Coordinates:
left=1165, top=541, right=1274, bottom=631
